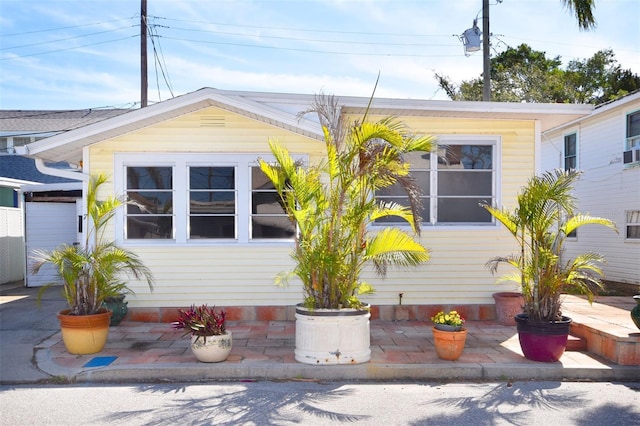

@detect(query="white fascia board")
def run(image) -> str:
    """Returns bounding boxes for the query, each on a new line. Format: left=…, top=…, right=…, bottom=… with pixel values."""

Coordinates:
left=20, top=182, right=82, bottom=192
left=544, top=93, right=640, bottom=135
left=344, top=97, right=594, bottom=115
left=0, top=177, right=35, bottom=188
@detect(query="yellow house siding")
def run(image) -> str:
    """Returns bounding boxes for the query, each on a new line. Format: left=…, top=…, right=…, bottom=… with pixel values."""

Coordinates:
left=87, top=109, right=536, bottom=308
left=356, top=116, right=534, bottom=305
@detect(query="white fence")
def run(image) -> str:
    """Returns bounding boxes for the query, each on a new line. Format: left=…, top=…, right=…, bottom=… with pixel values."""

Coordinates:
left=0, top=207, right=24, bottom=284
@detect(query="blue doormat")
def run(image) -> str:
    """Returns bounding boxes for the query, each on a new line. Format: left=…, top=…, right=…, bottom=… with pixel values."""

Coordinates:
left=83, top=356, right=117, bottom=368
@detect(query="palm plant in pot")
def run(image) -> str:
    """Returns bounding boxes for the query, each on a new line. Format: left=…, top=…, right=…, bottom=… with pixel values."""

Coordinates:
left=259, top=92, right=436, bottom=365
left=31, top=173, right=154, bottom=354
left=481, top=169, right=617, bottom=362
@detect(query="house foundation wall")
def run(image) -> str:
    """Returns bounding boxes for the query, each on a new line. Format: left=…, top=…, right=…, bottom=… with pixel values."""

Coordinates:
left=126, top=304, right=499, bottom=323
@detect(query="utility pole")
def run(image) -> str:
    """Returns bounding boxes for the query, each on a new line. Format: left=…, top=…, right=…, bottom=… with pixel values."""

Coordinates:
left=482, top=0, right=490, bottom=101
left=141, top=0, right=148, bottom=108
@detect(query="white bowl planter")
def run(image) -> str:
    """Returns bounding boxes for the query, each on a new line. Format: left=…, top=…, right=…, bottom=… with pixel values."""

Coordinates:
left=295, top=305, right=370, bottom=365
left=190, top=332, right=233, bottom=363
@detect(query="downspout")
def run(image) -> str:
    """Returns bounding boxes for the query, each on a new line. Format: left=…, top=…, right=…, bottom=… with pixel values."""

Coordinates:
left=34, top=158, right=89, bottom=182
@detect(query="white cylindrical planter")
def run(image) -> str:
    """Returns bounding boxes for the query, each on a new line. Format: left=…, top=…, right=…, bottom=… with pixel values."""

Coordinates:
left=190, top=332, right=233, bottom=363
left=295, top=305, right=371, bottom=365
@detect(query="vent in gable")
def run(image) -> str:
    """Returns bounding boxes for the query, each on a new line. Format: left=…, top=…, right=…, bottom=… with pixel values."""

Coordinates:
left=200, top=116, right=226, bottom=127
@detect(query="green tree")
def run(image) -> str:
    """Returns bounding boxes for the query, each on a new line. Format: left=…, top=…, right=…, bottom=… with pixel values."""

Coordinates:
left=436, top=45, right=639, bottom=104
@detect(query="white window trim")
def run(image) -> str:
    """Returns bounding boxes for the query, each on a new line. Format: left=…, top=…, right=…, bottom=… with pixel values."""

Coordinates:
left=114, top=152, right=306, bottom=245
left=625, top=110, right=640, bottom=166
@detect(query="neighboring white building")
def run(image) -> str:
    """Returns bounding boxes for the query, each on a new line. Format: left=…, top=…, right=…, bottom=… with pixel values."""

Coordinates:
left=0, top=109, right=127, bottom=285
left=541, top=91, right=640, bottom=287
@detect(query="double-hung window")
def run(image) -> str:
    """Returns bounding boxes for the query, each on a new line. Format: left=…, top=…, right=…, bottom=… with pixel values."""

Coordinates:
left=116, top=153, right=294, bottom=244
left=626, top=210, right=640, bottom=240
left=564, top=133, right=577, bottom=170
left=624, top=110, right=640, bottom=164
left=189, top=166, right=236, bottom=239
left=377, top=137, right=497, bottom=226
left=126, top=166, right=174, bottom=239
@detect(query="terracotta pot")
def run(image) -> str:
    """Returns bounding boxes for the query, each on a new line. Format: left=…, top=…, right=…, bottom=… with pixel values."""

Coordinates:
left=57, top=309, right=112, bottom=355
left=515, top=313, right=571, bottom=362
left=190, top=332, right=233, bottom=363
left=432, top=327, right=467, bottom=361
left=493, top=292, right=524, bottom=326
left=295, top=304, right=371, bottom=365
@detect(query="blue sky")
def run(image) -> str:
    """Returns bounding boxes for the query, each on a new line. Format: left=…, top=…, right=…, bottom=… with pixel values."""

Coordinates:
left=1, top=0, right=638, bottom=110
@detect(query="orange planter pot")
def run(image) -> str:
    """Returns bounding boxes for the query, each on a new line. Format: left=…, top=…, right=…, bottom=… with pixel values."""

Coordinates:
left=57, top=309, right=112, bottom=355
left=432, top=327, right=467, bottom=361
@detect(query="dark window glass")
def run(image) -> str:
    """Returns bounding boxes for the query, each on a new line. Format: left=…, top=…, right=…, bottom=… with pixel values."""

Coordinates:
left=188, top=167, right=236, bottom=239
left=438, top=198, right=492, bottom=223
left=436, top=145, right=493, bottom=223
left=627, top=112, right=640, bottom=138
left=250, top=167, right=294, bottom=239
left=126, top=167, right=173, bottom=239
left=564, top=133, right=577, bottom=170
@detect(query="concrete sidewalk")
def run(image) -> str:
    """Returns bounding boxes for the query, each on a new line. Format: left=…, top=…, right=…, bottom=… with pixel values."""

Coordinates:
left=2, top=283, right=639, bottom=384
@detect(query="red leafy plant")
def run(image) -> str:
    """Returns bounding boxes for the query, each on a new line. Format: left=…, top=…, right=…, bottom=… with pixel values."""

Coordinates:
left=172, top=305, right=227, bottom=340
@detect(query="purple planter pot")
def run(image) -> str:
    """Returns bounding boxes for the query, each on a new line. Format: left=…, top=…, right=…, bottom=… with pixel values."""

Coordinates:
left=515, top=313, right=572, bottom=363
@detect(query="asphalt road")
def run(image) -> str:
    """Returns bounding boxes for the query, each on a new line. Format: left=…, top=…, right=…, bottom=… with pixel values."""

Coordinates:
left=1, top=381, right=639, bottom=425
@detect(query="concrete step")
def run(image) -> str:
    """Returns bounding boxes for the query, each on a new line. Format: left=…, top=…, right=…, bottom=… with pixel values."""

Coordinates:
left=563, top=295, right=640, bottom=366
left=566, top=334, right=587, bottom=351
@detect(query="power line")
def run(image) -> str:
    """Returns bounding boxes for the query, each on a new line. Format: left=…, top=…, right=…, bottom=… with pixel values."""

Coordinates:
left=163, top=25, right=455, bottom=48
left=152, top=15, right=452, bottom=38
left=1, top=17, right=136, bottom=37
left=1, top=26, right=137, bottom=51
left=157, top=35, right=461, bottom=58
left=0, top=35, right=138, bottom=61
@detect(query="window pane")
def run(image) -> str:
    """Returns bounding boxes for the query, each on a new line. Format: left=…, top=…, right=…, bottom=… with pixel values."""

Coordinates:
left=188, top=166, right=236, bottom=239
left=252, top=217, right=295, bottom=239
left=403, top=151, right=431, bottom=169
left=564, top=134, right=576, bottom=155
left=438, top=170, right=492, bottom=196
left=627, top=210, right=640, bottom=239
left=127, top=167, right=172, bottom=189
left=441, top=145, right=493, bottom=169
left=627, top=112, right=640, bottom=138
left=627, top=226, right=640, bottom=239
left=127, top=191, right=173, bottom=214
left=438, top=198, right=492, bottom=223
left=564, top=156, right=577, bottom=170
left=375, top=196, right=429, bottom=223
left=190, top=192, right=235, bottom=214
left=190, top=167, right=234, bottom=189
left=378, top=171, right=430, bottom=196
left=190, top=216, right=235, bottom=239
left=125, top=167, right=173, bottom=240
left=251, top=167, right=292, bottom=239
left=127, top=216, right=172, bottom=239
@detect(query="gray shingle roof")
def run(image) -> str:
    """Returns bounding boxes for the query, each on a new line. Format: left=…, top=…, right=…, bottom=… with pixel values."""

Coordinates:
left=0, top=109, right=130, bottom=134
